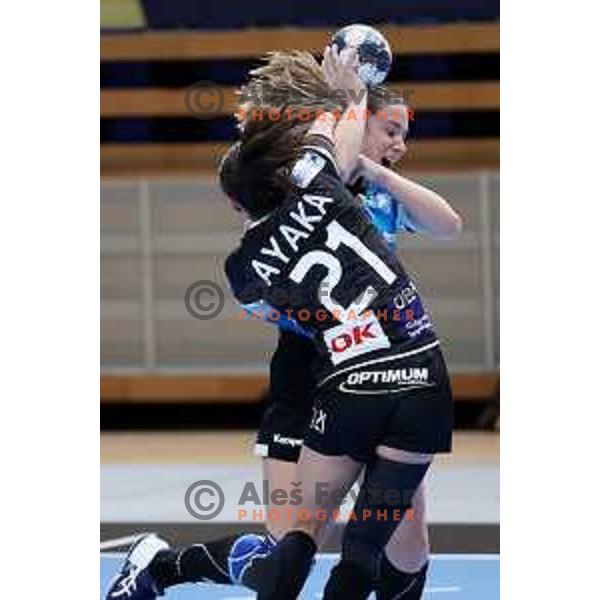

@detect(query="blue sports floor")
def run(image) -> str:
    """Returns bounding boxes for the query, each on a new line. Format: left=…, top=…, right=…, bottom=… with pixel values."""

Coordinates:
left=100, top=553, right=499, bottom=599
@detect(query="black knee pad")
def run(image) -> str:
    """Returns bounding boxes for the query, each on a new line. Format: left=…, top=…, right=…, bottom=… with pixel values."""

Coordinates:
left=342, top=458, right=430, bottom=580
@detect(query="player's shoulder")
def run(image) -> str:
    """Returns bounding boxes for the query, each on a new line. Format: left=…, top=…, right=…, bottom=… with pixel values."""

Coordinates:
left=290, top=134, right=340, bottom=190
left=225, top=216, right=278, bottom=276
left=224, top=246, right=243, bottom=289
left=225, top=246, right=263, bottom=304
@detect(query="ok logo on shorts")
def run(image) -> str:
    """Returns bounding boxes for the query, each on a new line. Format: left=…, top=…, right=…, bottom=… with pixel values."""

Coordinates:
left=323, top=315, right=391, bottom=365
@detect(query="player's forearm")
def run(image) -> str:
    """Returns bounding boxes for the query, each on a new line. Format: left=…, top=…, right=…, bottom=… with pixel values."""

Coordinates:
left=371, top=164, right=463, bottom=239
left=319, top=44, right=368, bottom=182
left=332, top=95, right=368, bottom=182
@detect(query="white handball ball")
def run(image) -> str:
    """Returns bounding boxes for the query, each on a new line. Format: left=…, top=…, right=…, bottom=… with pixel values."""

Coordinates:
left=330, top=24, right=393, bottom=87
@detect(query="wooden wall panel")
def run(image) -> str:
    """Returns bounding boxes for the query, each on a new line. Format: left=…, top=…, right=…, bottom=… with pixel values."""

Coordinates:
left=101, top=373, right=500, bottom=403
left=101, top=23, right=499, bottom=61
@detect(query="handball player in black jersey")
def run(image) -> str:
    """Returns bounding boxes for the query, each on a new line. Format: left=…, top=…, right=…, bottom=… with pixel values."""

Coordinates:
left=105, top=47, right=459, bottom=600
left=225, top=49, right=461, bottom=600
left=222, top=47, right=454, bottom=600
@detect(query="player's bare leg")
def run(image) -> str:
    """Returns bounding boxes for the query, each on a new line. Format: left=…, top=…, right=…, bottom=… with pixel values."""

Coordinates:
left=317, top=447, right=431, bottom=600
left=376, top=449, right=430, bottom=599
left=385, top=483, right=428, bottom=572
left=255, top=446, right=363, bottom=599
left=255, top=446, right=432, bottom=600
left=258, top=449, right=429, bottom=600
left=263, top=457, right=299, bottom=538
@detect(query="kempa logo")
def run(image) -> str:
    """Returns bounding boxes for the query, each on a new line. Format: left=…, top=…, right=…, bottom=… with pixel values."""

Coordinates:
left=339, top=367, right=434, bottom=394
left=273, top=434, right=303, bottom=447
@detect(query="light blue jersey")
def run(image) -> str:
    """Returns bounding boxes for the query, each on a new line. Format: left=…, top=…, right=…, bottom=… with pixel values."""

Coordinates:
left=361, top=181, right=417, bottom=249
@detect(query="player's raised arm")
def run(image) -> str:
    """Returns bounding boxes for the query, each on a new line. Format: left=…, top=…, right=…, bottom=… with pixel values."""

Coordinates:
left=320, top=44, right=368, bottom=182
left=357, top=153, right=463, bottom=239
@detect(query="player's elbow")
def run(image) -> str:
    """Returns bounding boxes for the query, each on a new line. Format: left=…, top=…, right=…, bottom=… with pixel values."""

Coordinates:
left=433, top=211, right=463, bottom=240
left=446, top=211, right=464, bottom=237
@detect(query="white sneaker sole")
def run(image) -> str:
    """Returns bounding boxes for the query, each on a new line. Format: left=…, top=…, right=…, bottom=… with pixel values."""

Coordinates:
left=127, top=535, right=170, bottom=570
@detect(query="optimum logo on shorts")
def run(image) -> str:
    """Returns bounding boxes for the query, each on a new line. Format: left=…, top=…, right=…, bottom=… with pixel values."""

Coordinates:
left=338, top=367, right=434, bottom=395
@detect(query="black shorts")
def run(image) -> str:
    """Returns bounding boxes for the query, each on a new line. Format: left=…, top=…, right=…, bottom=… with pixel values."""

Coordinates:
left=255, top=330, right=317, bottom=462
left=304, top=341, right=453, bottom=464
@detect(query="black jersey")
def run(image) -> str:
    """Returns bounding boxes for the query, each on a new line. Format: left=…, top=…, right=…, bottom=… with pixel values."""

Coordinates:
left=225, top=135, right=437, bottom=376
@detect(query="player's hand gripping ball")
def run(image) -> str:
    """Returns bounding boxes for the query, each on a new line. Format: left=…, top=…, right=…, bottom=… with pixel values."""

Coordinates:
left=330, top=24, right=392, bottom=87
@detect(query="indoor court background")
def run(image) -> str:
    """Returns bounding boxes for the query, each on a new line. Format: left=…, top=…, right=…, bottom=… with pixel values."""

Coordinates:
left=100, top=1, right=500, bottom=597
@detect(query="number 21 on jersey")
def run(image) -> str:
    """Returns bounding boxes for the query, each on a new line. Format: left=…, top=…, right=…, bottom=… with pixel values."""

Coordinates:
left=289, top=220, right=397, bottom=321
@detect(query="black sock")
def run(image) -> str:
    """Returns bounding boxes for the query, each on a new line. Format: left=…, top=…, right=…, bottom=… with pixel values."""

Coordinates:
left=257, top=530, right=317, bottom=600
left=322, top=559, right=374, bottom=600
left=240, top=552, right=267, bottom=591
left=376, top=555, right=428, bottom=600
left=150, top=535, right=239, bottom=588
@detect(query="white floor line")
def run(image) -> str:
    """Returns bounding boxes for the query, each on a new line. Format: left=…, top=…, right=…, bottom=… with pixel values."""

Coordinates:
left=430, top=554, right=499, bottom=561
left=99, top=549, right=500, bottom=560
left=312, top=589, right=461, bottom=600
left=216, top=589, right=462, bottom=600
left=100, top=534, right=150, bottom=551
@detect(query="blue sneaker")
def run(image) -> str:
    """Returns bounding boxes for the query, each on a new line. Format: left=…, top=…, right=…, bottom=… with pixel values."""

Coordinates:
left=105, top=534, right=169, bottom=599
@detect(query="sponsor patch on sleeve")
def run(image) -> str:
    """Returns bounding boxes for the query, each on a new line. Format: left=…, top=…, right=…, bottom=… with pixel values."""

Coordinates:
left=290, top=151, right=326, bottom=189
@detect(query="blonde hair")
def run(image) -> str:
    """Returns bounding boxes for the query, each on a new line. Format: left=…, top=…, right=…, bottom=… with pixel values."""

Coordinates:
left=223, top=51, right=392, bottom=217
left=237, top=50, right=391, bottom=126
left=237, top=51, right=338, bottom=119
